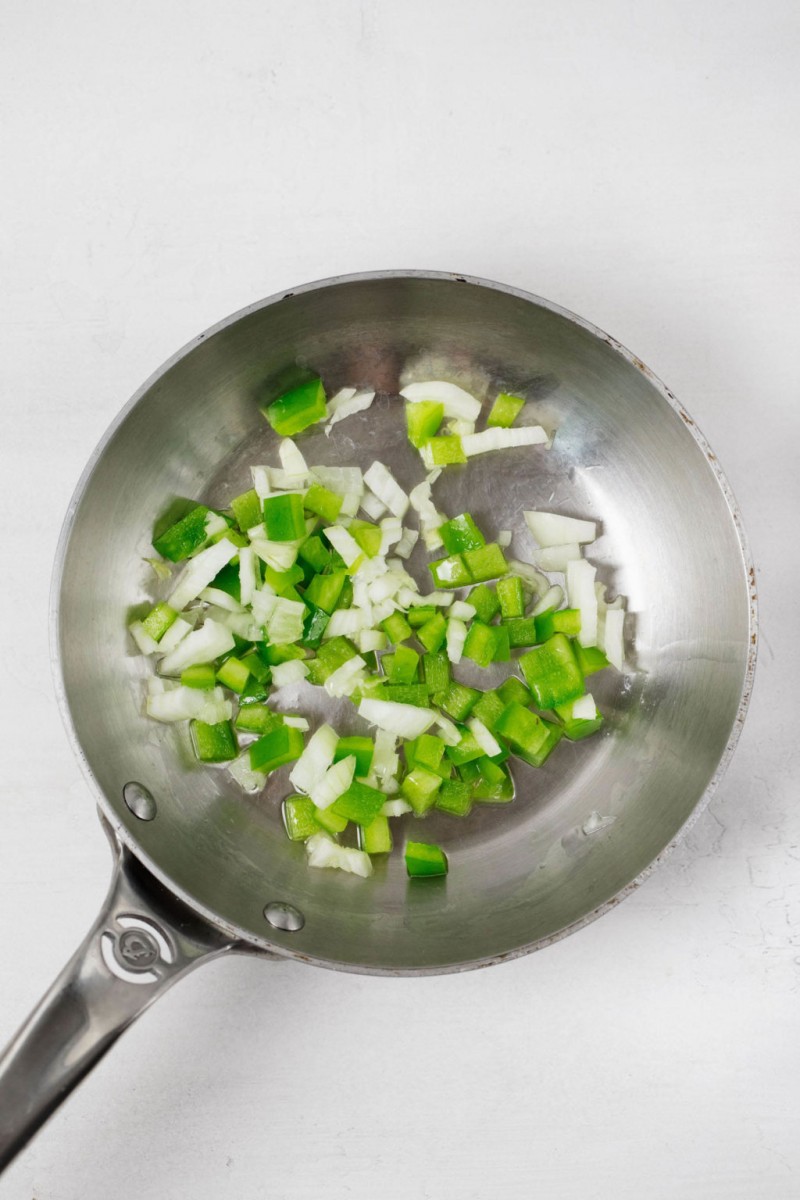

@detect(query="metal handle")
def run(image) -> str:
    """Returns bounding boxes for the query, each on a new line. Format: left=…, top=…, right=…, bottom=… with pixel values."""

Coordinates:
left=0, top=822, right=239, bottom=1172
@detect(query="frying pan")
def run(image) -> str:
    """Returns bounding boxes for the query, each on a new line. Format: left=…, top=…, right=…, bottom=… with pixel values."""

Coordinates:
left=0, top=271, right=756, bottom=1172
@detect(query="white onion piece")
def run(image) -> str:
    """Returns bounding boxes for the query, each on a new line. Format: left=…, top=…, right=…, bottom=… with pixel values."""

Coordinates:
left=394, top=527, right=419, bottom=559
left=398, top=588, right=453, bottom=608
left=507, top=560, right=549, bottom=598
left=311, top=466, right=364, bottom=517
left=358, top=629, right=388, bottom=652
left=283, top=716, right=310, bottom=731
left=324, top=656, right=367, bottom=698
left=147, top=685, right=231, bottom=724
left=310, top=755, right=356, bottom=810
left=446, top=617, right=467, bottom=663
left=290, top=724, right=338, bottom=793
left=462, top=426, right=548, bottom=457
left=566, top=559, right=598, bottom=647
left=467, top=717, right=502, bottom=758
left=496, top=530, right=512, bottom=548
left=326, top=386, right=356, bottom=416
left=168, top=537, right=239, bottom=612
left=603, top=608, right=625, bottom=669
left=265, top=598, right=305, bottom=644
left=199, top=587, right=244, bottom=613
left=144, top=557, right=172, bottom=582
left=129, top=621, right=159, bottom=655
left=228, top=753, right=266, bottom=793
left=572, top=694, right=598, bottom=720
left=249, top=538, right=299, bottom=572
left=157, top=614, right=197, bottom=654
left=271, top=659, right=310, bottom=688
left=159, top=618, right=235, bottom=675
left=381, top=798, right=413, bottom=817
left=201, top=512, right=229, bottom=543
left=327, top=388, right=375, bottom=427
left=445, top=417, right=475, bottom=437
left=305, top=832, right=373, bottom=877
left=449, top=600, right=476, bottom=621
left=360, top=490, right=387, bottom=520
left=238, top=546, right=257, bottom=608
left=532, top=584, right=564, bottom=616
left=400, top=380, right=481, bottom=421
left=434, top=716, right=461, bottom=746
left=524, top=510, right=596, bottom=547
left=324, top=609, right=368, bottom=639
left=278, top=438, right=309, bottom=480
left=371, top=729, right=399, bottom=780
left=379, top=516, right=403, bottom=554
left=359, top=699, right=436, bottom=739
left=532, top=543, right=582, bottom=572
left=364, top=462, right=409, bottom=519
left=251, top=465, right=271, bottom=499
left=324, top=525, right=363, bottom=567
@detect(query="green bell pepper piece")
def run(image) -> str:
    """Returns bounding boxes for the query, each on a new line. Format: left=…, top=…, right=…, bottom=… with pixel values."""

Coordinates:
left=230, top=488, right=262, bottom=534
left=331, top=779, right=386, bottom=826
left=350, top=519, right=382, bottom=558
left=518, top=719, right=563, bottom=766
left=422, top=649, right=450, bottom=694
left=301, top=606, right=330, bottom=649
left=405, top=841, right=448, bottom=877
left=573, top=641, right=610, bottom=676
left=360, top=814, right=392, bottom=854
left=303, top=570, right=346, bottom=613
left=435, top=779, right=473, bottom=817
left=406, top=400, right=444, bottom=448
left=303, top=482, right=343, bottom=523
left=435, top=681, right=480, bottom=722
left=334, top=736, right=374, bottom=776
left=152, top=504, right=210, bottom=562
left=406, top=733, right=446, bottom=772
left=496, top=576, right=525, bottom=620
left=416, top=612, right=447, bottom=653
left=262, top=377, right=327, bottom=437
left=463, top=621, right=501, bottom=668
left=191, top=719, right=238, bottom=763
left=463, top=543, right=507, bottom=583
left=382, top=612, right=413, bottom=644
left=180, top=662, right=216, bottom=690
left=535, top=608, right=582, bottom=641
left=249, top=724, right=305, bottom=773
left=504, top=616, right=540, bottom=647
left=382, top=645, right=420, bottom=684
left=468, top=584, right=500, bottom=623
left=429, top=553, right=472, bottom=589
left=141, top=602, right=178, bottom=642
left=519, top=633, right=585, bottom=710
left=438, top=513, right=486, bottom=554
left=497, top=676, right=533, bottom=707
left=263, top=493, right=306, bottom=542
left=282, top=795, right=320, bottom=841
left=216, top=656, right=252, bottom=693
left=314, top=806, right=348, bottom=835
left=382, top=684, right=430, bottom=706
left=400, top=767, right=443, bottom=814
left=486, top=392, right=525, bottom=428
left=406, top=606, right=437, bottom=627
left=554, top=696, right=604, bottom=741
left=470, top=690, right=508, bottom=734
left=298, top=535, right=331, bottom=574
left=426, top=435, right=466, bottom=466
left=234, top=704, right=283, bottom=734
left=495, top=702, right=549, bottom=757
left=445, top=729, right=485, bottom=766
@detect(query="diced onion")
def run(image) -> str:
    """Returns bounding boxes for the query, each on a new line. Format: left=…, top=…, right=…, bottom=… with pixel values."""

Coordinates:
left=462, top=426, right=548, bottom=456
left=379, top=516, right=403, bottom=554
left=129, top=621, right=159, bottom=655
left=434, top=715, right=461, bottom=746
left=159, top=618, right=235, bottom=675
left=532, top=543, right=582, bottom=572
left=324, top=609, right=368, bottom=639
left=449, top=600, right=476, bottom=621
left=467, top=717, right=502, bottom=758
left=324, top=525, right=363, bottom=568
left=168, top=537, right=239, bottom=612
left=381, top=799, right=413, bottom=817
left=358, top=699, right=437, bottom=739
left=327, top=388, right=376, bottom=428
left=602, top=608, right=625, bottom=669
left=283, top=715, right=310, bottom=731
left=446, top=617, right=467, bottom=663
left=524, top=510, right=596, bottom=547
left=566, top=559, right=598, bottom=647
left=238, top=546, right=257, bottom=608
left=251, top=465, right=271, bottom=499
left=364, top=462, right=409, bottom=519
left=394, top=527, right=419, bottom=559
left=228, top=753, right=266, bottom=792
left=572, top=694, right=598, bottom=720
left=271, top=659, right=310, bottom=688
left=324, top=655, right=367, bottom=698
left=265, top=597, right=305, bottom=644
left=496, top=530, right=512, bottom=548
left=157, top=614, right=196, bottom=654
left=358, top=629, right=388, bottom=652
left=279, top=438, right=308, bottom=480
left=360, top=490, right=387, bottom=520
left=290, top=723, right=338, bottom=793
left=309, top=755, right=356, bottom=810
left=305, top=832, right=373, bottom=877
left=249, top=538, right=299, bottom=572
left=199, top=586, right=244, bottom=612
left=532, top=584, right=564, bottom=616
left=146, top=684, right=232, bottom=724
left=372, top=729, right=399, bottom=780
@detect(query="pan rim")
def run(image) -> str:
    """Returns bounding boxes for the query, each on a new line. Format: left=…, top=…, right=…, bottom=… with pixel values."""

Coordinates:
left=49, top=269, right=758, bottom=975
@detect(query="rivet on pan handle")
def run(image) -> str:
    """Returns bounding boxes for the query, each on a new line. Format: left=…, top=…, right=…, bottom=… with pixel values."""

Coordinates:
left=0, top=817, right=241, bottom=1173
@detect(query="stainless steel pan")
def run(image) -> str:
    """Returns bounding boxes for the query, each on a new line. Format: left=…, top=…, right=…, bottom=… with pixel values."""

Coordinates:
left=0, top=271, right=756, bottom=1172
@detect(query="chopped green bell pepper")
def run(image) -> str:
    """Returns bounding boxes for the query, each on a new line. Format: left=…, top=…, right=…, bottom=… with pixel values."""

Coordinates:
left=468, top=584, right=500, bottom=623
left=416, top=612, right=447, bottom=653
left=152, top=504, right=210, bottom=562
left=463, top=543, right=508, bottom=582
left=422, top=649, right=450, bottom=694
left=573, top=641, right=610, bottom=676
left=234, top=704, right=284, bottom=734
left=470, top=689, right=507, bottom=734
left=435, top=779, right=473, bottom=817
left=406, top=400, right=444, bottom=448
left=263, top=377, right=327, bottom=437
left=486, top=392, right=525, bottom=428
left=263, top=493, right=306, bottom=542
left=429, top=554, right=472, bottom=589
left=554, top=696, right=604, bottom=741
left=298, top=535, right=331, bottom=574
left=216, top=656, right=252, bottom=693
left=360, top=814, right=392, bottom=854
left=303, top=570, right=346, bottom=613
left=282, top=795, right=320, bottom=841
left=435, top=681, right=480, bottom=722
left=334, top=736, right=374, bottom=776
left=497, top=676, right=533, bottom=708
left=249, top=724, right=305, bottom=773
left=230, top=488, right=262, bottom=534
left=332, top=779, right=386, bottom=826
left=426, top=435, right=466, bottom=466
left=495, top=702, right=549, bottom=757
left=519, top=633, right=585, bottom=710
left=303, top=482, right=343, bottom=523
left=382, top=612, right=413, bottom=644
left=405, top=841, right=448, bottom=877
left=382, top=645, right=420, bottom=684
left=438, top=513, right=486, bottom=554
left=141, top=602, right=178, bottom=642
left=180, top=663, right=217, bottom=690
left=496, top=576, right=525, bottom=620
left=535, top=607, right=582, bottom=641
left=400, top=767, right=443, bottom=814
left=191, top=719, right=238, bottom=763
left=504, top=616, right=540, bottom=647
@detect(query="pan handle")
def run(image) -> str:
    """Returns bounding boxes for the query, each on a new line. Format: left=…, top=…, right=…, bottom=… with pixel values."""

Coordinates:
left=0, top=821, right=242, bottom=1173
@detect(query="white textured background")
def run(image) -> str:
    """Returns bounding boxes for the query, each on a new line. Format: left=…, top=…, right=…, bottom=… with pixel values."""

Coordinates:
left=1, top=2, right=798, bottom=1197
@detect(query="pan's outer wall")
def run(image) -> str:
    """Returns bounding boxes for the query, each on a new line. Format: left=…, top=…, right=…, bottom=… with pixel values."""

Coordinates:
left=53, top=272, right=756, bottom=974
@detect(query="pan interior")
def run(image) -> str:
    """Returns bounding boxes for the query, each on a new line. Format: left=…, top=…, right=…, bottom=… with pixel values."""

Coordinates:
left=56, top=274, right=752, bottom=972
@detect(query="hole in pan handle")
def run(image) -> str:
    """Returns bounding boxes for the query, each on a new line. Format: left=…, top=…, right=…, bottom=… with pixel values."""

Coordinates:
left=0, top=815, right=245, bottom=1174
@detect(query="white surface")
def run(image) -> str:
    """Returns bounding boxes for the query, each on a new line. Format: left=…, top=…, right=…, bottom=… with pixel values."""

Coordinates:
left=1, top=2, right=798, bottom=1196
